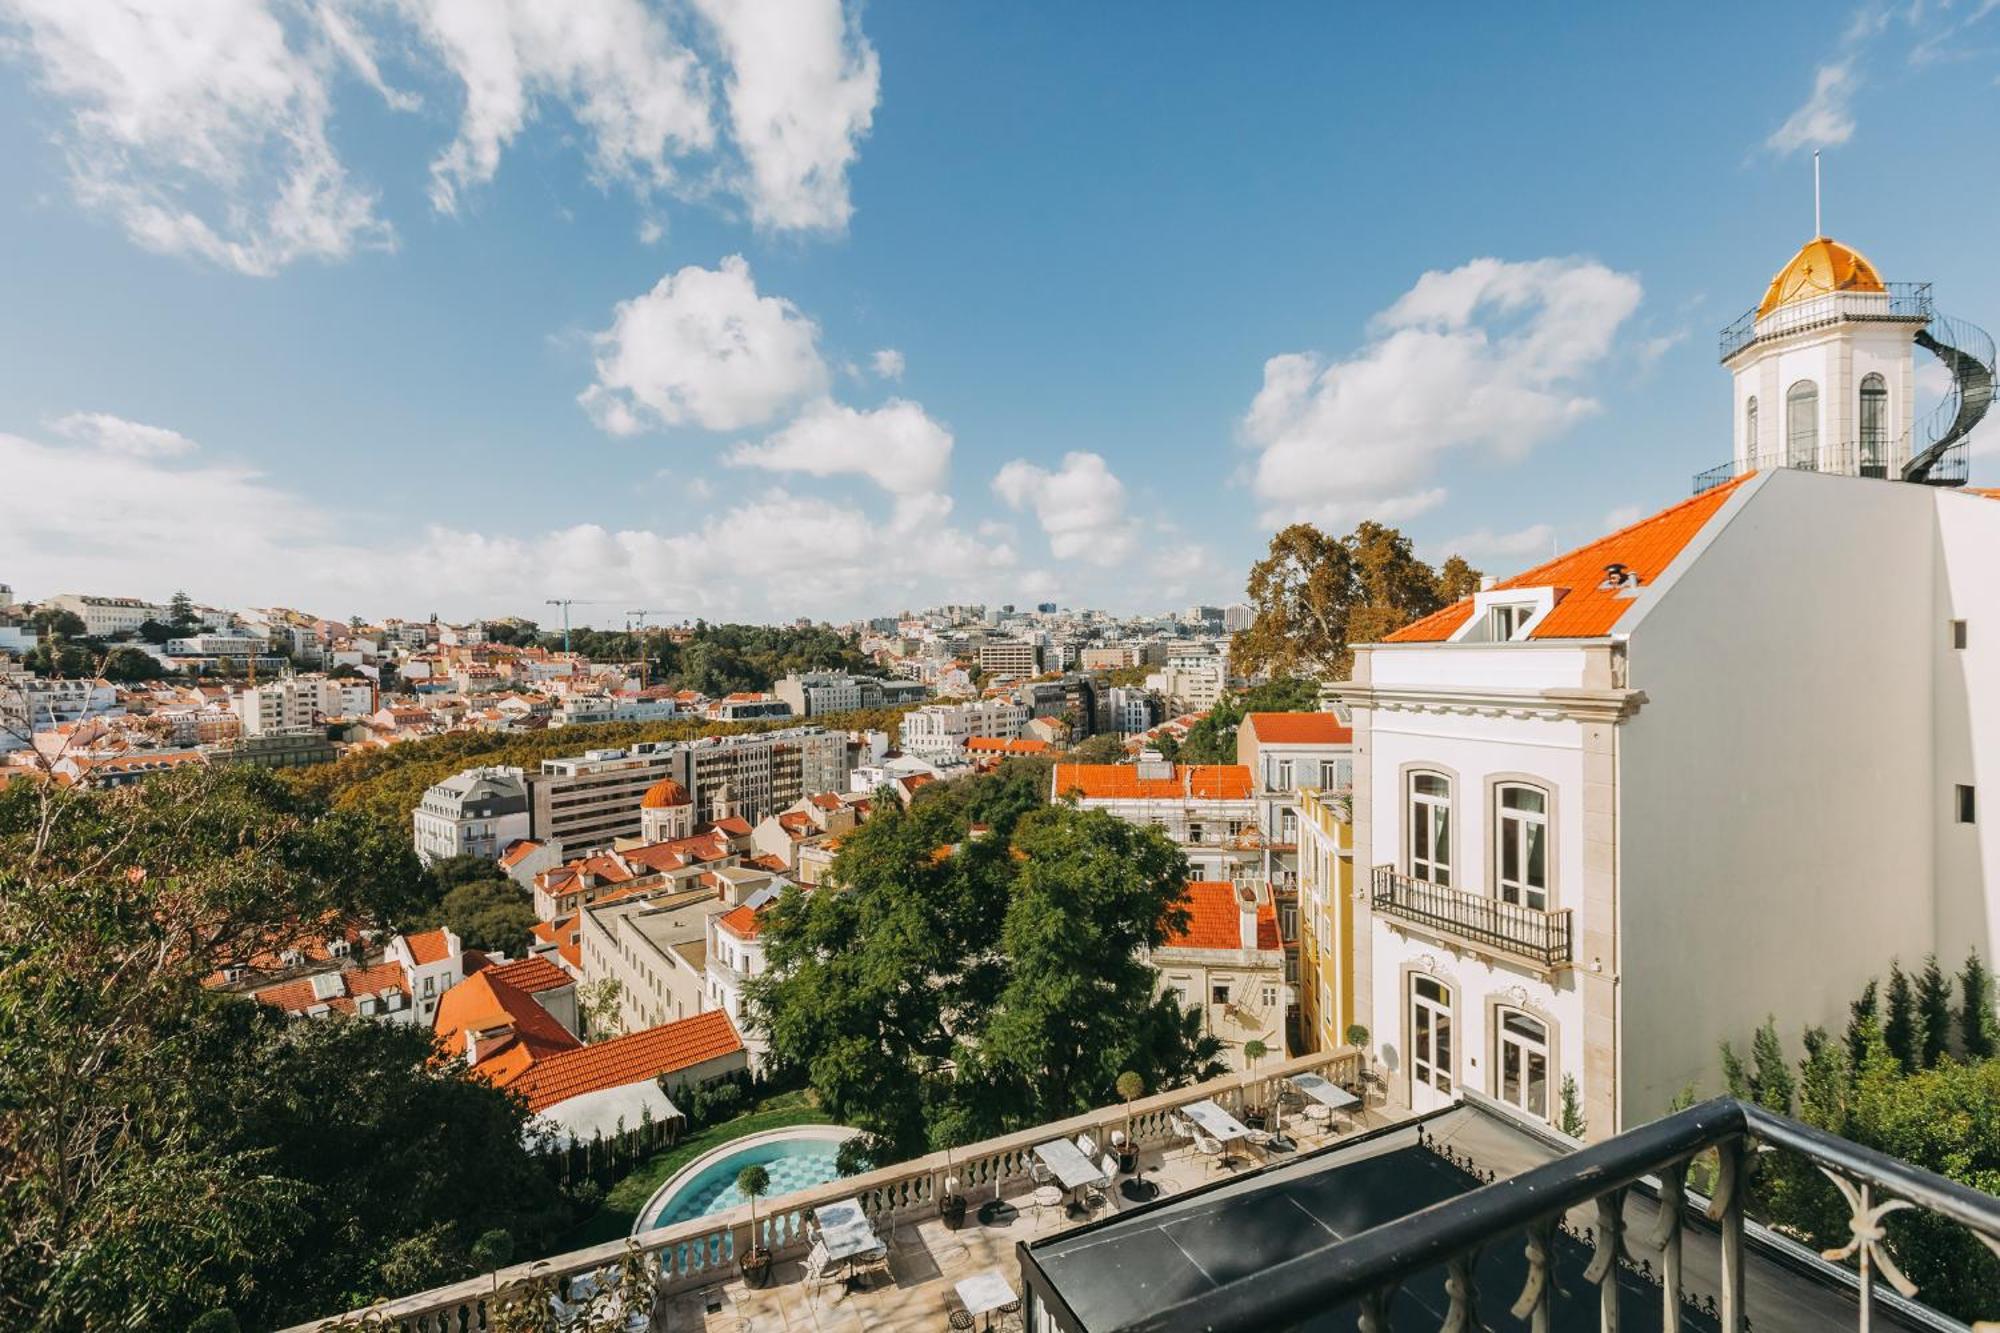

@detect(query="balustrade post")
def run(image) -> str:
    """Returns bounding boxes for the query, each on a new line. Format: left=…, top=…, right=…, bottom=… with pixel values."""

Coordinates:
left=1708, top=1140, right=1746, bottom=1333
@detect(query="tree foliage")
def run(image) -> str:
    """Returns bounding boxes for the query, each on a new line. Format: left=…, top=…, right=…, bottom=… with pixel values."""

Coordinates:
left=1232, top=521, right=1480, bottom=680
left=750, top=764, right=1222, bottom=1160
left=1166, top=676, right=1323, bottom=766
left=429, top=877, right=539, bottom=956
left=1884, top=960, right=1917, bottom=1073
left=0, top=767, right=567, bottom=1329
left=1962, top=953, right=1998, bottom=1060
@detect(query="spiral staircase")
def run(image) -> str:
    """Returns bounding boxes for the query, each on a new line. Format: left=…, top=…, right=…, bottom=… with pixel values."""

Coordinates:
left=1905, top=314, right=1996, bottom=485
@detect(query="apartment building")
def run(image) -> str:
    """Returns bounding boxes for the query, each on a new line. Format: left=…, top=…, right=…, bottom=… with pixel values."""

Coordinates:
left=899, top=698, right=1030, bottom=762
left=531, top=745, right=688, bottom=853
left=412, top=766, right=532, bottom=865
left=976, top=639, right=1039, bottom=679
left=578, top=867, right=778, bottom=1037
left=235, top=675, right=373, bottom=735
left=1147, top=878, right=1286, bottom=1072
left=772, top=671, right=928, bottom=717
left=0, top=673, right=121, bottom=751
left=44, top=593, right=167, bottom=637
left=1051, top=757, right=1259, bottom=882
left=1332, top=231, right=2000, bottom=1137
left=1294, top=784, right=1355, bottom=1055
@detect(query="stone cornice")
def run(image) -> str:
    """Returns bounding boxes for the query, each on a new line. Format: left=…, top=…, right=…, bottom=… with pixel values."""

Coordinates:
left=1325, top=681, right=1647, bottom=724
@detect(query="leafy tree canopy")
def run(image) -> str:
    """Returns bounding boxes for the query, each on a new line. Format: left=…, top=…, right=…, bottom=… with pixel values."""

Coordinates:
left=1232, top=520, right=1481, bottom=680
left=750, top=763, right=1221, bottom=1159
left=428, top=877, right=539, bottom=956
left=0, top=766, right=563, bottom=1329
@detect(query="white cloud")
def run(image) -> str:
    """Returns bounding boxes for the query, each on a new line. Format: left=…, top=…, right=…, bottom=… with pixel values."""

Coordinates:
left=0, top=414, right=1013, bottom=620
left=870, top=348, right=905, bottom=380
left=401, top=0, right=715, bottom=215
left=580, top=256, right=829, bottom=434
left=1767, top=62, right=1857, bottom=154
left=992, top=451, right=1137, bottom=565
left=727, top=397, right=952, bottom=496
left=1241, top=257, right=1642, bottom=526
left=0, top=0, right=393, bottom=276
left=689, top=0, right=878, bottom=232
left=49, top=411, right=197, bottom=458
left=1438, top=523, right=1556, bottom=562
left=1602, top=503, right=1644, bottom=530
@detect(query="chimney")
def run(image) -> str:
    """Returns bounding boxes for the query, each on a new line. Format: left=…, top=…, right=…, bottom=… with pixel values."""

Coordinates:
left=1479, top=575, right=1497, bottom=592
left=1237, top=882, right=1260, bottom=951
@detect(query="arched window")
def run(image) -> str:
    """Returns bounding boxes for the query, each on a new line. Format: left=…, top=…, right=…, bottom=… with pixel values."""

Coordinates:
left=1408, top=772, right=1452, bottom=886
left=1786, top=380, right=1819, bottom=469
left=1859, top=373, right=1888, bottom=476
left=1744, top=395, right=1759, bottom=462
left=1496, top=1008, right=1551, bottom=1119
left=1495, top=784, right=1550, bottom=910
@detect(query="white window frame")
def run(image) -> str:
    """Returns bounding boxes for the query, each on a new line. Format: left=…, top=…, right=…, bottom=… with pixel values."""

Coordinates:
left=1495, top=783, right=1551, bottom=911
left=1495, top=1007, right=1552, bottom=1121
left=1408, top=771, right=1453, bottom=887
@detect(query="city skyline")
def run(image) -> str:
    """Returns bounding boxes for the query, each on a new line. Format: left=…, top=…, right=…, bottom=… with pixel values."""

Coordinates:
left=3, top=3, right=2000, bottom=625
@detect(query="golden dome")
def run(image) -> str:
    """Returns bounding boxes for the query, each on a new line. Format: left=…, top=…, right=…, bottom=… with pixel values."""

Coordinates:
left=640, top=778, right=691, bottom=809
left=1756, top=236, right=1886, bottom=317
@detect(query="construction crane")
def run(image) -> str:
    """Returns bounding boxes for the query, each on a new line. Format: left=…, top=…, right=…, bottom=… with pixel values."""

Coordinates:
left=545, top=599, right=576, bottom=652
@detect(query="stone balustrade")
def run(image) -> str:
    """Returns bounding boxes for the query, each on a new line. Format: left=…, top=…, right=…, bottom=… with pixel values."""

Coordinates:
left=289, top=1046, right=1363, bottom=1332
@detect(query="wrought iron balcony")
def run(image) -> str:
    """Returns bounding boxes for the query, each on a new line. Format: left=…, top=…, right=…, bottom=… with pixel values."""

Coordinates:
left=1371, top=864, right=1573, bottom=968
left=1118, top=1096, right=2000, bottom=1332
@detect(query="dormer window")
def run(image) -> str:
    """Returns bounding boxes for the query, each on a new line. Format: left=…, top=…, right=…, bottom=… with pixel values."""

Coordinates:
left=1489, top=603, right=1533, bottom=642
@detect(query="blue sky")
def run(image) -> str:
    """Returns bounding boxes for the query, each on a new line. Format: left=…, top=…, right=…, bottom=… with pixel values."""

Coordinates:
left=2, top=1, right=1997, bottom=625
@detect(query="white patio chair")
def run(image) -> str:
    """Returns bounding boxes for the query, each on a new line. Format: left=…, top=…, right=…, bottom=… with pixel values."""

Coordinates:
left=1193, top=1131, right=1226, bottom=1173
left=1168, top=1113, right=1196, bottom=1159
left=1075, top=1132, right=1098, bottom=1160
left=1096, top=1153, right=1122, bottom=1212
left=803, top=1241, right=838, bottom=1304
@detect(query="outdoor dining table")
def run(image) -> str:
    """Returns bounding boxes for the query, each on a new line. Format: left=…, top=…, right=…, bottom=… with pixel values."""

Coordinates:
left=1181, top=1098, right=1254, bottom=1167
left=1034, top=1137, right=1109, bottom=1212
left=953, top=1268, right=1018, bottom=1330
left=812, top=1197, right=885, bottom=1282
left=1292, top=1073, right=1361, bottom=1114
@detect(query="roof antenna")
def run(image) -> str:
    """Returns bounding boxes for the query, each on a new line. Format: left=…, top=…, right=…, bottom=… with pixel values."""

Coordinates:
left=1814, top=149, right=1822, bottom=237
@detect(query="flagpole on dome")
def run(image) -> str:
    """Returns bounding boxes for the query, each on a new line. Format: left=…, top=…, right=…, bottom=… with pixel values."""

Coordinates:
left=1814, top=149, right=1822, bottom=238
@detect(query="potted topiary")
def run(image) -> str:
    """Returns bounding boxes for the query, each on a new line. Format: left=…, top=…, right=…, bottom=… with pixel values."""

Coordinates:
left=1114, top=1071, right=1145, bottom=1173
left=736, top=1165, right=773, bottom=1287
left=1241, top=1040, right=1270, bottom=1127
left=940, top=1175, right=968, bottom=1230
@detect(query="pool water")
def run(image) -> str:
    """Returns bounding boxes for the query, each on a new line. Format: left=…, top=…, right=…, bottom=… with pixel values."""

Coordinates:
left=648, top=1134, right=847, bottom=1228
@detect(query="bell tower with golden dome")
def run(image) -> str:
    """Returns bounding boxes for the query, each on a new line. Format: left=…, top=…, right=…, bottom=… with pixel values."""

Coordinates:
left=1720, top=234, right=1922, bottom=482
left=1708, top=220, right=1992, bottom=493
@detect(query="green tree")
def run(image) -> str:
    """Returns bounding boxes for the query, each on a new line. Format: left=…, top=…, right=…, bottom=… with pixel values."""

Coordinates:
left=99, top=644, right=166, bottom=683
left=1961, top=953, right=1998, bottom=1060
left=1434, top=554, right=1483, bottom=602
left=168, top=590, right=199, bottom=633
left=1884, top=961, right=1918, bottom=1073
left=0, top=765, right=519, bottom=1330
left=1232, top=524, right=1358, bottom=680
left=1845, top=978, right=1879, bottom=1072
left=1557, top=1074, right=1587, bottom=1138
left=1067, top=732, right=1129, bottom=764
left=1918, top=953, right=1954, bottom=1067
left=29, top=607, right=87, bottom=641
left=431, top=877, right=538, bottom=955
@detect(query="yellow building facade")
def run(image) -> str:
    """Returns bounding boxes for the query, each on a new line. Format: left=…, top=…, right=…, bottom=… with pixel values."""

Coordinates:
left=1295, top=785, right=1355, bottom=1053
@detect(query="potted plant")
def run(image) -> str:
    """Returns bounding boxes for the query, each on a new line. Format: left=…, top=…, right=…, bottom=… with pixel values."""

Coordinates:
left=1114, top=1071, right=1145, bottom=1173
left=1241, top=1040, right=1269, bottom=1127
left=940, top=1175, right=968, bottom=1230
left=736, top=1165, right=773, bottom=1287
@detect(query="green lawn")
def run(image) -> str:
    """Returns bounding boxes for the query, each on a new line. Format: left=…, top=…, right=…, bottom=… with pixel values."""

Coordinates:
left=560, top=1091, right=834, bottom=1249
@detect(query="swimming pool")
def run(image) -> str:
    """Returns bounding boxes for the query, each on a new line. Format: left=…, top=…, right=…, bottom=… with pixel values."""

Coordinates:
left=639, top=1125, right=857, bottom=1232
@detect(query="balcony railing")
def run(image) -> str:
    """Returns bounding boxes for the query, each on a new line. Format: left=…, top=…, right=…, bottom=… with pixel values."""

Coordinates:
left=287, top=1047, right=1365, bottom=1332
left=1718, top=281, right=1932, bottom=361
left=1691, top=441, right=1907, bottom=495
left=1120, top=1095, right=2000, bottom=1332
left=1371, top=865, right=1572, bottom=968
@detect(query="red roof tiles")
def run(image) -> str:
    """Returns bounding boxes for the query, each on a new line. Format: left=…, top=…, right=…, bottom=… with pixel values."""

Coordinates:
left=1242, top=713, right=1351, bottom=746
left=1386, top=475, right=1753, bottom=643
left=509, top=1011, right=743, bottom=1114
left=1054, top=763, right=1253, bottom=802
left=486, top=956, right=574, bottom=995
left=403, top=928, right=454, bottom=966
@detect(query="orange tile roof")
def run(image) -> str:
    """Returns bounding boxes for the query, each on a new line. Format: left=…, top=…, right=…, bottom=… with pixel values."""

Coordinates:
left=498, top=839, right=543, bottom=868
left=1256, top=902, right=1279, bottom=951
left=1243, top=712, right=1351, bottom=746
left=509, top=1011, right=744, bottom=1114
left=1386, top=476, right=1753, bottom=643
left=717, top=903, right=761, bottom=940
left=486, top=956, right=574, bottom=995
left=432, top=970, right=580, bottom=1079
left=1054, top=763, right=1253, bottom=802
left=403, top=927, right=454, bottom=966
left=252, top=960, right=409, bottom=1016
left=1161, top=881, right=1248, bottom=950
left=965, top=736, right=1053, bottom=754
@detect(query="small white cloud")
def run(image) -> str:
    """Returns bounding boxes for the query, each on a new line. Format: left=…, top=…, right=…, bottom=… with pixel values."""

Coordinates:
left=870, top=348, right=905, bottom=380
left=1241, top=257, right=1642, bottom=526
left=1439, top=523, right=1557, bottom=562
left=726, top=397, right=952, bottom=497
left=689, top=0, right=879, bottom=232
left=992, top=451, right=1138, bottom=565
left=50, top=411, right=198, bottom=458
left=637, top=217, right=665, bottom=246
left=1602, top=504, right=1644, bottom=530
left=580, top=256, right=829, bottom=434
left=1767, top=62, right=1857, bottom=154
